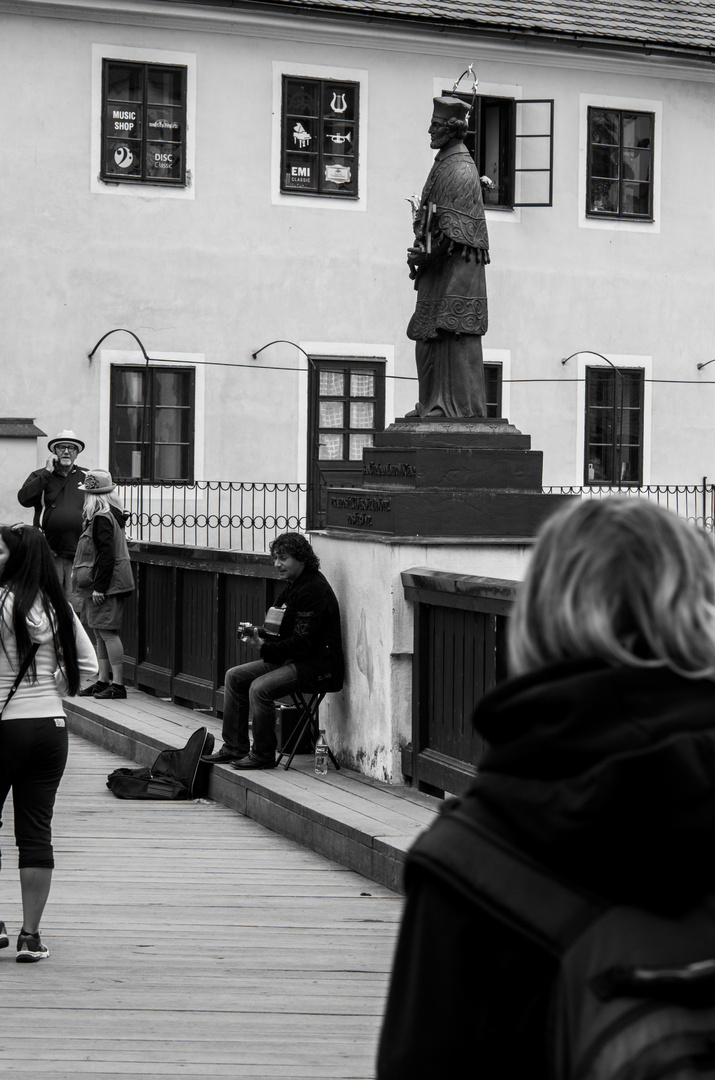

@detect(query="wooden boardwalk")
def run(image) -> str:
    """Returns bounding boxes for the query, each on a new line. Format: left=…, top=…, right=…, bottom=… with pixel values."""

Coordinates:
left=1, top=734, right=403, bottom=1079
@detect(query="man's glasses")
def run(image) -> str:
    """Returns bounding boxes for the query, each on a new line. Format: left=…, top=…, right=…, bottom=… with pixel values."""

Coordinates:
left=53, top=444, right=79, bottom=454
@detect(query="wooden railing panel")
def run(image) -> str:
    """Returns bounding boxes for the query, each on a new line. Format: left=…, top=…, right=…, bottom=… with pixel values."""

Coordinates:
left=401, top=567, right=519, bottom=797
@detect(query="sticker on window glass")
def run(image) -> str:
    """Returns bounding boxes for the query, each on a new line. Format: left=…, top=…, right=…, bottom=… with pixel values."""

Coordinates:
left=292, top=122, right=312, bottom=149
left=114, top=145, right=134, bottom=169
left=286, top=160, right=313, bottom=188
left=329, top=92, right=348, bottom=114
left=325, top=164, right=351, bottom=186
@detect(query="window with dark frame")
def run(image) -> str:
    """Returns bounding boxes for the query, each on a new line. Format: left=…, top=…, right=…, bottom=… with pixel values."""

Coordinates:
left=314, top=361, right=384, bottom=462
left=587, top=108, right=654, bottom=220
left=101, top=59, right=187, bottom=185
left=281, top=76, right=359, bottom=197
left=110, top=366, right=195, bottom=482
left=450, top=93, right=554, bottom=208
left=584, top=367, right=644, bottom=486
left=484, top=362, right=503, bottom=418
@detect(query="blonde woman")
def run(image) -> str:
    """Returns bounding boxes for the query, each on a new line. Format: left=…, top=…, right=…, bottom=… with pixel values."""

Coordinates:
left=378, top=498, right=715, bottom=1079
left=72, top=470, right=134, bottom=700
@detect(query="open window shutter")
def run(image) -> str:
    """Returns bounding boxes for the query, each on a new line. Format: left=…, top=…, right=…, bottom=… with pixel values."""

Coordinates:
left=513, top=99, right=554, bottom=207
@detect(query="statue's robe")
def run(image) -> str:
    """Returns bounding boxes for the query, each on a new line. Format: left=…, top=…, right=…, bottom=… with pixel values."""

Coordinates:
left=408, top=142, right=490, bottom=418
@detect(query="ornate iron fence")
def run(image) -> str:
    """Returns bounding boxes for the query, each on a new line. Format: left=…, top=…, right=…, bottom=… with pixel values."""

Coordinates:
left=114, top=480, right=715, bottom=553
left=115, top=481, right=307, bottom=552
left=543, top=483, right=715, bottom=534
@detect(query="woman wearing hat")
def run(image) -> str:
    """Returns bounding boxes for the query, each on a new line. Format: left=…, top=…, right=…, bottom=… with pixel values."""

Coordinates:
left=72, top=470, right=134, bottom=700
left=17, top=430, right=88, bottom=606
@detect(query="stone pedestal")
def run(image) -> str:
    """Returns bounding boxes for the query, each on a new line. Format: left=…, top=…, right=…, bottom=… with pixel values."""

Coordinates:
left=325, top=417, right=570, bottom=538
left=315, top=418, right=572, bottom=784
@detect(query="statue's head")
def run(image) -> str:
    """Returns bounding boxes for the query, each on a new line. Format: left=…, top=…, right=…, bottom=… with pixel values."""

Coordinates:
left=429, top=95, right=470, bottom=149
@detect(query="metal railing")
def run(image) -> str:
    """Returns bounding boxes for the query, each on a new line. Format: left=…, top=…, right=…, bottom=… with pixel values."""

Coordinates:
left=115, top=481, right=307, bottom=552
left=114, top=480, right=715, bottom=552
left=543, top=483, right=715, bottom=534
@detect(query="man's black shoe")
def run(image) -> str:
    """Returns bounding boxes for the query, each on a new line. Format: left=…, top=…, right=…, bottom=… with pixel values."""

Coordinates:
left=202, top=747, right=244, bottom=765
left=230, top=753, right=277, bottom=771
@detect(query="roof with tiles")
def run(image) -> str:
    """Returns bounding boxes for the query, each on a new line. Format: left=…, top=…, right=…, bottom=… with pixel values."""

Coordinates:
left=240, top=0, right=715, bottom=53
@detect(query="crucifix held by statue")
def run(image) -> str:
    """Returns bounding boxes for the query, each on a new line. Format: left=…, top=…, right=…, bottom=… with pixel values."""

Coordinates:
left=406, top=93, right=490, bottom=418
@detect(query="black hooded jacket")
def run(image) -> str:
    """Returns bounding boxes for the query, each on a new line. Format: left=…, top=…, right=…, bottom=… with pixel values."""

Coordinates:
left=377, top=660, right=715, bottom=1079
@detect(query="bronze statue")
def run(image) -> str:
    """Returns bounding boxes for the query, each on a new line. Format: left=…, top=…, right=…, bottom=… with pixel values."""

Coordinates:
left=406, top=95, right=490, bottom=418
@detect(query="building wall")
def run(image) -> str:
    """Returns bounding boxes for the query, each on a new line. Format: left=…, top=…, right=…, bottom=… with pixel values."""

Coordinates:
left=3, top=0, right=715, bottom=492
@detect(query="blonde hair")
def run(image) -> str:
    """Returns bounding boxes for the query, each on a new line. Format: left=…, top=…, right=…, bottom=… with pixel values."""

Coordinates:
left=83, top=492, right=110, bottom=522
left=508, top=497, right=715, bottom=680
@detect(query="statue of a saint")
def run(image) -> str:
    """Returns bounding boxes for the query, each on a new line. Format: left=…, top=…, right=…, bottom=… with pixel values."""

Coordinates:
left=406, top=95, right=490, bottom=418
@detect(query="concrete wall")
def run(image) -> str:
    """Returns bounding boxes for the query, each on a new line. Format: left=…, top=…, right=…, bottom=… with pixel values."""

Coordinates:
left=312, top=531, right=532, bottom=782
left=2, top=1, right=715, bottom=490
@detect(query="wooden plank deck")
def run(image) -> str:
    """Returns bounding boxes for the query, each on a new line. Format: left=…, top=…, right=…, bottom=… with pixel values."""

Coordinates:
left=1, top=734, right=403, bottom=1079
left=65, top=689, right=442, bottom=891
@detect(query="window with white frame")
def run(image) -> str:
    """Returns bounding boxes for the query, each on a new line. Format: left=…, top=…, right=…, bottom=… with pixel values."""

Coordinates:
left=584, top=366, right=644, bottom=485
left=586, top=108, right=654, bottom=220
left=449, top=92, right=554, bottom=208
left=110, top=365, right=195, bottom=482
left=281, top=75, right=359, bottom=197
left=101, top=59, right=187, bottom=186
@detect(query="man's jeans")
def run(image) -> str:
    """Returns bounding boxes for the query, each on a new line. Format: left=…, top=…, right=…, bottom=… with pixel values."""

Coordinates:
left=221, top=660, right=300, bottom=762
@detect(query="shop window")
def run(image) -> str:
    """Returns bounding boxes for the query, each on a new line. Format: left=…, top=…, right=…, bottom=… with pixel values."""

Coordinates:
left=110, top=366, right=195, bottom=481
left=281, top=76, right=359, bottom=197
left=587, top=108, right=654, bottom=219
left=451, top=93, right=553, bottom=208
left=101, top=60, right=187, bottom=185
left=584, top=367, right=644, bottom=485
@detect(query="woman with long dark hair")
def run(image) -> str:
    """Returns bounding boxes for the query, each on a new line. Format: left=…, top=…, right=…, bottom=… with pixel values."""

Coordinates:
left=0, top=523, right=97, bottom=962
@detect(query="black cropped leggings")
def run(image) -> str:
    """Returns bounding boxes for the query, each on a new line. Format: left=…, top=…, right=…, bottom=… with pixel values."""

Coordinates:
left=0, top=717, right=68, bottom=869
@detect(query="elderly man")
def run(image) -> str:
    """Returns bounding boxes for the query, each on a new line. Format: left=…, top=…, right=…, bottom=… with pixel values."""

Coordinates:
left=17, top=429, right=87, bottom=605
left=204, top=532, right=344, bottom=770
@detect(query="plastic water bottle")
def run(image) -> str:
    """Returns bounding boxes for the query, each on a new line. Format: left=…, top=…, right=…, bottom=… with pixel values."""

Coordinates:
left=315, top=729, right=329, bottom=776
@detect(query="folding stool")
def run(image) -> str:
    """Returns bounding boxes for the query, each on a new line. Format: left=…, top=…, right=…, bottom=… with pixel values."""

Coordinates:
left=276, top=690, right=340, bottom=772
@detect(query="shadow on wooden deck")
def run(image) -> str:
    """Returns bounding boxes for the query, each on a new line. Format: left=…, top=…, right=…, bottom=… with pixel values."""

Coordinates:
left=64, top=687, right=441, bottom=893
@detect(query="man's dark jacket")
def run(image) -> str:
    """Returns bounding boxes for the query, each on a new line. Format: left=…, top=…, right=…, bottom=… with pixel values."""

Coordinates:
left=260, top=566, right=344, bottom=691
left=17, top=465, right=87, bottom=558
left=377, top=660, right=715, bottom=1079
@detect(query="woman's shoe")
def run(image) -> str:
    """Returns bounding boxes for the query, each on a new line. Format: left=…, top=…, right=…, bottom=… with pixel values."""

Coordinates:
left=16, top=929, right=49, bottom=962
left=79, top=681, right=109, bottom=697
left=94, top=683, right=127, bottom=700
left=0, top=921, right=9, bottom=948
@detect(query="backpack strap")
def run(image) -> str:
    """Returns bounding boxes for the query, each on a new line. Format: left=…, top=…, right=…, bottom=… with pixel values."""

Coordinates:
left=408, top=803, right=606, bottom=958
left=0, top=642, right=40, bottom=719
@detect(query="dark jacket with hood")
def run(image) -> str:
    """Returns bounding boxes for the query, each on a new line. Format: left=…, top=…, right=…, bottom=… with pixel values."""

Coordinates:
left=377, top=660, right=715, bottom=1079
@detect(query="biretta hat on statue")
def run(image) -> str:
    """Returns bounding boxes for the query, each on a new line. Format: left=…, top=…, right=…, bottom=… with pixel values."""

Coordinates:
left=48, top=429, right=85, bottom=453
left=78, top=469, right=115, bottom=495
left=431, top=95, right=470, bottom=123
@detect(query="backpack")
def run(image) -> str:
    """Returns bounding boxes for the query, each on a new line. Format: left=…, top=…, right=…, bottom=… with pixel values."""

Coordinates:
left=107, top=727, right=214, bottom=801
left=409, top=802, right=715, bottom=1080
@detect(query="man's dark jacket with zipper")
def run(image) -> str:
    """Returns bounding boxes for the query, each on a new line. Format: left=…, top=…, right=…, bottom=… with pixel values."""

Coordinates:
left=259, top=567, right=344, bottom=691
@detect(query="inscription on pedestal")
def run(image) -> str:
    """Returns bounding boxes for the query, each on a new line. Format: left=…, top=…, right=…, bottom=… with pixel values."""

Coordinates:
left=330, top=493, right=392, bottom=529
left=363, top=461, right=417, bottom=479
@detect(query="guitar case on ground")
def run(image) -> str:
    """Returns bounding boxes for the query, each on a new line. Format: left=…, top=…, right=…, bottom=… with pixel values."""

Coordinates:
left=106, top=727, right=215, bottom=800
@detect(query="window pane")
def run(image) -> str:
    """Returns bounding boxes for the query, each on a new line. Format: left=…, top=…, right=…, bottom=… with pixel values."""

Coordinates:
left=592, top=146, right=619, bottom=179
left=350, top=401, right=374, bottom=429
left=322, top=156, right=355, bottom=192
left=323, top=84, right=356, bottom=121
left=319, top=371, right=344, bottom=396
left=154, top=406, right=192, bottom=443
left=286, top=80, right=320, bottom=117
left=623, top=148, right=650, bottom=182
left=323, top=121, right=355, bottom=157
left=115, top=370, right=145, bottom=406
left=153, top=444, right=186, bottom=481
left=621, top=182, right=650, bottom=216
left=591, top=110, right=619, bottom=145
left=147, top=68, right=182, bottom=106
left=589, top=179, right=618, bottom=214
left=350, top=372, right=374, bottom=397
left=287, top=117, right=318, bottom=154
left=318, top=434, right=343, bottom=460
left=114, top=443, right=142, bottom=480
left=349, top=434, right=373, bottom=460
left=587, top=449, right=612, bottom=483
left=623, top=113, right=652, bottom=149
left=588, top=371, right=614, bottom=407
left=320, top=402, right=344, bottom=428
left=154, top=370, right=189, bottom=405
left=106, top=64, right=142, bottom=102
left=618, top=444, right=641, bottom=483
left=115, top=407, right=144, bottom=442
